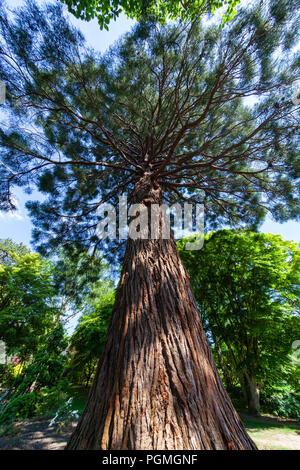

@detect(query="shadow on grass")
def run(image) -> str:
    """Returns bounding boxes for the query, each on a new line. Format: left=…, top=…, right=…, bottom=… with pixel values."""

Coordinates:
left=240, top=413, right=300, bottom=434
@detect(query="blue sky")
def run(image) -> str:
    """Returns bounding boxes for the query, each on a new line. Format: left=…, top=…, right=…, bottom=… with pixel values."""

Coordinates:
left=0, top=0, right=299, bottom=248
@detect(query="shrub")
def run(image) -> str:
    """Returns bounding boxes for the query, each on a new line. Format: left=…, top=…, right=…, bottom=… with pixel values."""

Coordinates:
left=0, top=364, right=15, bottom=389
left=49, top=397, right=79, bottom=433
left=0, top=391, right=41, bottom=424
left=261, top=389, right=300, bottom=420
left=0, top=382, right=71, bottom=425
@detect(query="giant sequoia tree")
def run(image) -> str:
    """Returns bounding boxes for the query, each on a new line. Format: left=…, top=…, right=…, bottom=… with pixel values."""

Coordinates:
left=0, top=0, right=299, bottom=450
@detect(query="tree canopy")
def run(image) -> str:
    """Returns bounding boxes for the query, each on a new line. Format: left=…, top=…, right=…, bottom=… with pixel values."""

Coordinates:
left=0, top=239, right=29, bottom=265
left=179, top=230, right=300, bottom=414
left=70, top=279, right=115, bottom=387
left=0, top=0, right=299, bottom=261
left=13, top=323, right=69, bottom=393
left=60, top=0, right=241, bottom=30
left=51, top=248, right=108, bottom=318
left=0, top=251, right=57, bottom=359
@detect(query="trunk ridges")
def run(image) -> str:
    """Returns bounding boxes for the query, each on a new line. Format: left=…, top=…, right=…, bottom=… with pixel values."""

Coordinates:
left=66, top=178, right=257, bottom=450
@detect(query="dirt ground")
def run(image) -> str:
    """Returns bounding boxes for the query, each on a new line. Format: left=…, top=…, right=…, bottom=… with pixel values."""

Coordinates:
left=0, top=414, right=299, bottom=450
left=0, top=419, right=77, bottom=450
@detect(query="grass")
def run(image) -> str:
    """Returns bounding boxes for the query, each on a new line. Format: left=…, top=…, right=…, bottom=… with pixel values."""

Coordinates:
left=244, top=419, right=298, bottom=433
left=242, top=414, right=300, bottom=450
left=67, top=391, right=300, bottom=450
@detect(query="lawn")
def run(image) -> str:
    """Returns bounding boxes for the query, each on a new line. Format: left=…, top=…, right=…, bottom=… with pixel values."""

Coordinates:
left=242, top=414, right=300, bottom=450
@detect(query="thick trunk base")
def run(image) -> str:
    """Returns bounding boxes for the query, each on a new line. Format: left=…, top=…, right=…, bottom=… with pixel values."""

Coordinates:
left=66, top=234, right=257, bottom=450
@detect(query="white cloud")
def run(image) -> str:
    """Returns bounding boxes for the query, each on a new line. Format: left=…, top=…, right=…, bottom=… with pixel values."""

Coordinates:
left=0, top=196, right=24, bottom=221
left=0, top=210, right=23, bottom=221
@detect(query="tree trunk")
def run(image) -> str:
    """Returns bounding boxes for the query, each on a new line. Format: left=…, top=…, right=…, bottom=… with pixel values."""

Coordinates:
left=243, top=372, right=260, bottom=416
left=66, top=175, right=256, bottom=450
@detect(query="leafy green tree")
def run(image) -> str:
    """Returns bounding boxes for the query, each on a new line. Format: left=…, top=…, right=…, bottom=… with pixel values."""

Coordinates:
left=0, top=238, right=29, bottom=265
left=52, top=248, right=108, bottom=321
left=0, top=323, right=69, bottom=424
left=61, top=0, right=241, bottom=30
left=178, top=230, right=300, bottom=415
left=13, top=323, right=69, bottom=393
left=0, top=252, right=58, bottom=359
left=0, top=0, right=299, bottom=449
left=70, top=280, right=115, bottom=388
left=0, top=239, right=106, bottom=358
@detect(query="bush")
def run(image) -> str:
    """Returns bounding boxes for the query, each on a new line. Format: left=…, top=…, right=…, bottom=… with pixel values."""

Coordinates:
left=261, top=389, right=300, bottom=420
left=0, top=382, right=71, bottom=425
left=0, top=389, right=10, bottom=413
left=0, top=391, right=41, bottom=423
left=0, top=364, right=15, bottom=389
left=49, top=397, right=79, bottom=433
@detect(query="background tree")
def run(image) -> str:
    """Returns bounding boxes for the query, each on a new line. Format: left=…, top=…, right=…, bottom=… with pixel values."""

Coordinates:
left=0, top=0, right=299, bottom=450
left=60, top=0, right=241, bottom=30
left=0, top=323, right=69, bottom=425
left=178, top=230, right=300, bottom=416
left=0, top=238, right=29, bottom=265
left=51, top=248, right=108, bottom=322
left=0, top=251, right=58, bottom=360
left=12, top=323, right=69, bottom=394
left=69, top=279, right=115, bottom=388
left=0, top=237, right=109, bottom=422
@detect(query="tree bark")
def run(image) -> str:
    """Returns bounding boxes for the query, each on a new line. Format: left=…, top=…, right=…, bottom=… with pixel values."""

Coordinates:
left=66, top=175, right=257, bottom=450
